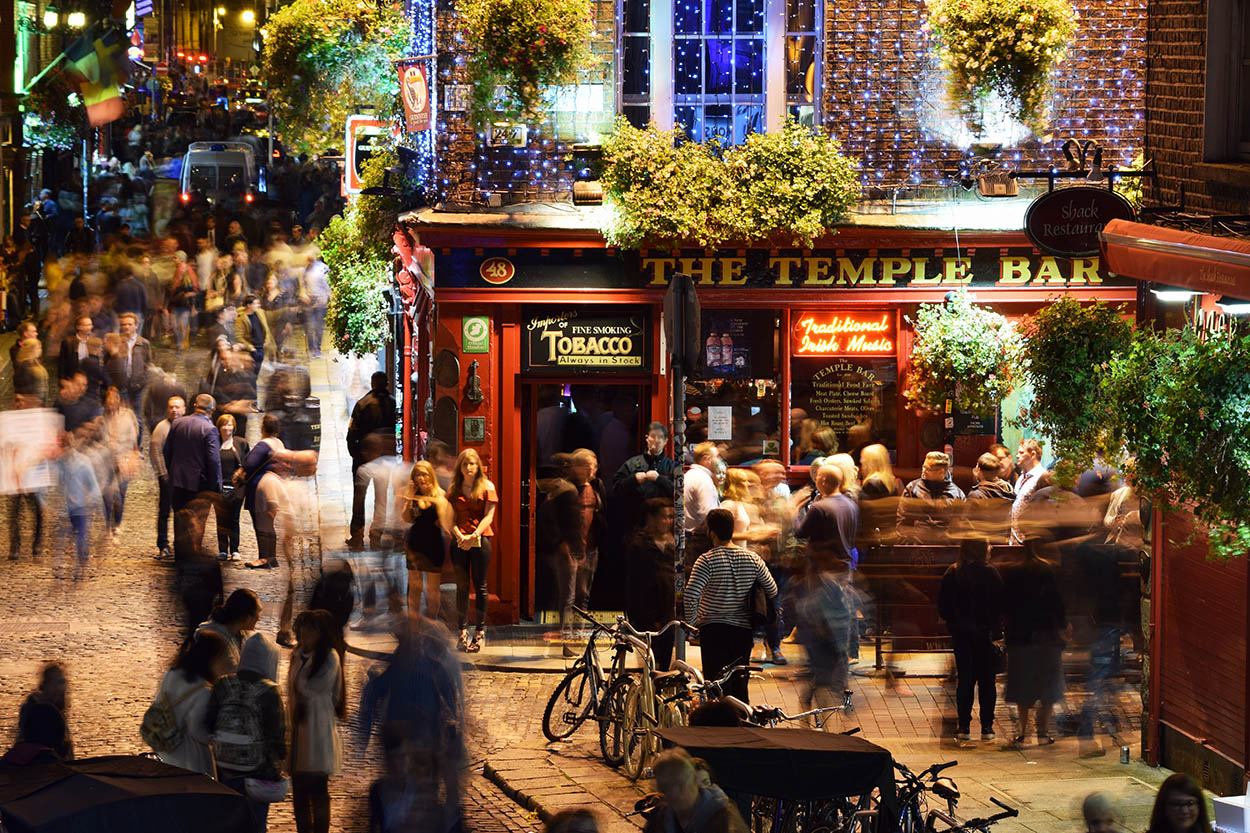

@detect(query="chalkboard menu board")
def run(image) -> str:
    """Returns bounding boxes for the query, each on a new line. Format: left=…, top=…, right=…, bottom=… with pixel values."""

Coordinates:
left=790, top=356, right=898, bottom=453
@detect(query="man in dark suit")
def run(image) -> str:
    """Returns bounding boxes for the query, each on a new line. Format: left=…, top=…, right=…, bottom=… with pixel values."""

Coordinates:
left=346, top=372, right=396, bottom=550
left=164, top=394, right=222, bottom=560
left=112, top=270, right=149, bottom=332
left=57, top=315, right=94, bottom=382
left=107, top=313, right=151, bottom=417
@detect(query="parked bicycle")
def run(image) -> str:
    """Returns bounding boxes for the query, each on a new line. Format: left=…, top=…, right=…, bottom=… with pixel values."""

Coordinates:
left=618, top=617, right=697, bottom=780
left=894, top=760, right=961, bottom=833
left=925, top=796, right=1018, bottom=833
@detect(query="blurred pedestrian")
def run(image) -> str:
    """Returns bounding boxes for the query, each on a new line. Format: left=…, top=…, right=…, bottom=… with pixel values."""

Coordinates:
left=234, top=294, right=272, bottom=380
left=309, top=559, right=356, bottom=670
left=1082, top=792, right=1119, bottom=833
left=625, top=499, right=678, bottom=672
left=402, top=461, right=453, bottom=622
left=683, top=442, right=721, bottom=574
left=58, top=430, right=103, bottom=582
left=1010, top=439, right=1048, bottom=543
left=106, top=312, right=150, bottom=416
left=792, top=544, right=854, bottom=725
left=57, top=314, right=93, bottom=382
left=207, top=632, right=287, bottom=833
left=897, top=451, right=965, bottom=543
left=100, top=386, right=140, bottom=541
left=79, top=336, right=111, bottom=405
left=150, top=395, right=186, bottom=559
left=966, top=452, right=1015, bottom=541
left=347, top=372, right=396, bottom=551
left=197, top=588, right=263, bottom=671
left=685, top=508, right=777, bottom=703
left=545, top=809, right=600, bottom=833
left=289, top=609, right=345, bottom=833
left=299, top=251, right=329, bottom=358
left=17, top=662, right=73, bottom=761
left=1002, top=538, right=1067, bottom=746
left=169, top=251, right=196, bottom=350
left=938, top=537, right=1004, bottom=741
left=215, top=414, right=249, bottom=560
left=1147, top=773, right=1210, bottom=833
left=367, top=724, right=440, bottom=833
left=643, top=748, right=747, bottom=833
left=449, top=449, right=497, bottom=653
left=164, top=394, right=222, bottom=560
left=149, top=629, right=231, bottom=776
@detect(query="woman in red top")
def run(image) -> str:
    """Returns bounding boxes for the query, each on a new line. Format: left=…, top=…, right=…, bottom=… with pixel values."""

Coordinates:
left=450, top=449, right=497, bottom=652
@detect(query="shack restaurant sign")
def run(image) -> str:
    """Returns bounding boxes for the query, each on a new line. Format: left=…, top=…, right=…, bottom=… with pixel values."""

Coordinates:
left=1024, top=186, right=1135, bottom=258
left=523, top=307, right=650, bottom=374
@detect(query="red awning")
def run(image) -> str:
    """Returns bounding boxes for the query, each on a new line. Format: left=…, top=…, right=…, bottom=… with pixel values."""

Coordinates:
left=1099, top=219, right=1250, bottom=298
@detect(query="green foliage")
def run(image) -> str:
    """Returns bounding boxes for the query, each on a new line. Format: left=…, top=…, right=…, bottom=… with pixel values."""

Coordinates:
left=460, top=0, right=594, bottom=122
left=926, top=0, right=1079, bottom=134
left=1017, top=297, right=1132, bottom=478
left=319, top=148, right=407, bottom=357
left=599, top=118, right=861, bottom=250
left=1101, top=328, right=1250, bottom=562
left=23, top=73, right=85, bottom=151
left=1114, top=151, right=1146, bottom=211
left=905, top=290, right=1023, bottom=415
left=262, top=0, right=410, bottom=155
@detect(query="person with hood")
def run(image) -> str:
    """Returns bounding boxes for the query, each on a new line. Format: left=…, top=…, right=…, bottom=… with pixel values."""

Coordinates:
left=207, top=633, right=288, bottom=833
left=896, top=451, right=965, bottom=543
left=965, top=452, right=1015, bottom=541
left=642, top=747, right=747, bottom=833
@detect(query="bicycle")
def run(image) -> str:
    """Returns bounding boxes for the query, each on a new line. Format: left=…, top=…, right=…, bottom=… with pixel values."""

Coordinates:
left=617, top=617, right=697, bottom=780
left=540, top=605, right=634, bottom=763
left=925, top=796, right=1018, bottom=833
left=894, top=760, right=961, bottom=833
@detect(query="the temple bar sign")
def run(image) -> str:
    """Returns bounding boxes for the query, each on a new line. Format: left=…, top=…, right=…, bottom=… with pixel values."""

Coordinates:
left=640, top=250, right=1121, bottom=288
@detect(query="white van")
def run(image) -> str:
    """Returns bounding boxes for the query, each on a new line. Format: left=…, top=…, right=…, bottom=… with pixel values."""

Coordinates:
left=180, top=142, right=260, bottom=207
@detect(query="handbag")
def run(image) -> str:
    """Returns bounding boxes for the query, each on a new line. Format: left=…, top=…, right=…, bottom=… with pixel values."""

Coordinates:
left=991, top=639, right=1006, bottom=675
left=244, top=776, right=290, bottom=803
left=748, top=582, right=777, bottom=628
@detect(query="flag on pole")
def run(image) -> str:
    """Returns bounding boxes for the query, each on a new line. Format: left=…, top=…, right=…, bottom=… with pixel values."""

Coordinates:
left=63, top=24, right=132, bottom=126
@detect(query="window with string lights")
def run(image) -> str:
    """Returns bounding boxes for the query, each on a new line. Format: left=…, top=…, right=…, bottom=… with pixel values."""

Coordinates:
left=673, top=0, right=767, bottom=143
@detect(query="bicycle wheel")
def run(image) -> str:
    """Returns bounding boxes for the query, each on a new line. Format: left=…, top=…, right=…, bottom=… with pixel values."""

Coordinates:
left=542, top=666, right=595, bottom=742
left=621, top=684, right=658, bottom=781
left=598, top=674, right=636, bottom=767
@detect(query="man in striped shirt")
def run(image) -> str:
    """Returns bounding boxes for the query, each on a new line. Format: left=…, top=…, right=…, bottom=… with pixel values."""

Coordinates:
left=685, top=508, right=778, bottom=703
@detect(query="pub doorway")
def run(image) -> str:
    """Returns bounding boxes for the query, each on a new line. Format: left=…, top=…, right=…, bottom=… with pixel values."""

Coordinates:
left=520, top=381, right=653, bottom=622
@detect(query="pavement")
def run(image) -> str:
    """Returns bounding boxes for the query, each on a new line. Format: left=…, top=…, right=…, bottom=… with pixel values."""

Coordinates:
left=0, top=328, right=1172, bottom=833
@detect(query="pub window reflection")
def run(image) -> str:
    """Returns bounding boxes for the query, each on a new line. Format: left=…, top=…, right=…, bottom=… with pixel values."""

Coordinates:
left=684, top=309, right=781, bottom=465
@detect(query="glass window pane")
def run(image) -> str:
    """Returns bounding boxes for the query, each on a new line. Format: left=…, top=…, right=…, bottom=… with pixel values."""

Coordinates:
left=705, top=39, right=733, bottom=94
left=674, top=0, right=700, bottom=34
left=787, top=0, right=815, bottom=32
left=736, top=0, right=764, bottom=33
left=623, top=37, right=651, bottom=96
left=675, top=105, right=699, bottom=141
left=704, top=104, right=733, bottom=144
left=733, top=104, right=763, bottom=144
left=705, top=0, right=733, bottom=34
left=675, top=41, right=702, bottom=94
left=623, top=105, right=651, bottom=129
left=734, top=39, right=763, bottom=95
left=785, top=35, right=814, bottom=99
left=787, top=103, right=815, bottom=128
left=623, top=0, right=649, bottom=32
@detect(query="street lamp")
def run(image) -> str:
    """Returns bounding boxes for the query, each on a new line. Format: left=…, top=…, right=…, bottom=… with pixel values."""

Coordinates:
left=241, top=9, right=255, bottom=24
left=43, top=10, right=58, bottom=27
left=66, top=11, right=86, bottom=27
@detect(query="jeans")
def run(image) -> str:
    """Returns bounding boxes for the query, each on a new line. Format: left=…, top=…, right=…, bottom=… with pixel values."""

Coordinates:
left=1079, top=625, right=1122, bottom=740
left=222, top=775, right=271, bottom=833
left=156, top=476, right=172, bottom=551
left=69, top=512, right=89, bottom=579
left=103, top=479, right=129, bottom=530
left=349, top=461, right=367, bottom=543
left=699, top=622, right=754, bottom=703
left=556, top=546, right=598, bottom=631
left=216, top=493, right=244, bottom=554
left=172, top=487, right=213, bottom=560
left=763, top=564, right=791, bottom=651
left=952, top=631, right=998, bottom=734
left=171, top=307, right=190, bottom=348
left=304, top=305, right=326, bottom=357
left=292, top=772, right=330, bottom=833
left=451, top=538, right=491, bottom=630
left=7, top=492, right=44, bottom=557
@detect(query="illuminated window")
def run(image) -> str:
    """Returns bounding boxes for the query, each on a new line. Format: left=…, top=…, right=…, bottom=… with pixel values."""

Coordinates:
left=620, top=0, right=651, bottom=127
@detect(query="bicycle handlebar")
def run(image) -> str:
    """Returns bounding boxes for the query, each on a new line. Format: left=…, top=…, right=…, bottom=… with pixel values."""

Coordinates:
left=988, top=797, right=1017, bottom=817
left=617, top=617, right=696, bottom=639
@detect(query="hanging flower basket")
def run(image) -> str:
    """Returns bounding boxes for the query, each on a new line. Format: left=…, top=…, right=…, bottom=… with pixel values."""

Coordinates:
left=905, top=290, right=1024, bottom=416
left=459, top=0, right=594, bottom=123
left=925, top=0, right=1079, bottom=135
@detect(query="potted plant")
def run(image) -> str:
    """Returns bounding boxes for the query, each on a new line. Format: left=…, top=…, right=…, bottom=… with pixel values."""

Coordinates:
left=925, top=0, right=1079, bottom=135
left=905, top=291, right=1023, bottom=417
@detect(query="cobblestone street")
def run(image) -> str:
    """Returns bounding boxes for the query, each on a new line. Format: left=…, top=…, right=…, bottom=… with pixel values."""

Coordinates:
left=0, top=337, right=1168, bottom=833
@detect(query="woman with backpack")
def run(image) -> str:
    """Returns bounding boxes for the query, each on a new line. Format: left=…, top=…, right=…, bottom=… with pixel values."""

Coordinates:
left=197, top=588, right=262, bottom=671
left=146, top=629, right=230, bottom=776
left=207, top=633, right=287, bottom=833
left=288, top=609, right=345, bottom=833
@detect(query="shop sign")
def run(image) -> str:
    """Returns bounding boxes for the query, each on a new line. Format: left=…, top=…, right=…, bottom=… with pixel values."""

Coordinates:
left=522, top=307, right=651, bottom=374
left=462, top=316, right=490, bottom=353
left=479, top=257, right=515, bottom=285
left=791, top=311, right=897, bottom=357
left=1024, top=187, right=1135, bottom=258
left=343, top=115, right=389, bottom=195
left=396, top=60, right=432, bottom=132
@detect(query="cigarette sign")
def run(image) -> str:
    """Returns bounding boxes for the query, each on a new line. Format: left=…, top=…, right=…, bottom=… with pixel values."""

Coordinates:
left=522, top=307, right=651, bottom=374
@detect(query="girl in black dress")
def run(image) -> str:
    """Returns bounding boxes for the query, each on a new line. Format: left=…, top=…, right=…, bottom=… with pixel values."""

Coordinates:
left=215, top=414, right=250, bottom=560
left=402, top=460, right=453, bottom=622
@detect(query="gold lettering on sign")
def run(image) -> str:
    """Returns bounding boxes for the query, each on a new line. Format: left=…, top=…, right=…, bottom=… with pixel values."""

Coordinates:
left=804, top=257, right=834, bottom=286
left=941, top=257, right=972, bottom=284
left=837, top=257, right=876, bottom=286
left=679, top=257, right=716, bottom=285
left=1035, top=257, right=1065, bottom=285
left=792, top=312, right=896, bottom=355
left=879, top=257, right=910, bottom=286
left=999, top=257, right=1031, bottom=284
left=771, top=257, right=802, bottom=286
left=1070, top=258, right=1102, bottom=285
left=720, top=258, right=747, bottom=285
left=643, top=258, right=675, bottom=286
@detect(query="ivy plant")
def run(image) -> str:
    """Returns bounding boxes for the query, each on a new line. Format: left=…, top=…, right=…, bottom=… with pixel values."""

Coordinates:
left=1017, top=296, right=1133, bottom=479
left=926, top=0, right=1078, bottom=134
left=905, top=290, right=1023, bottom=416
left=599, top=118, right=861, bottom=250
left=262, top=0, right=410, bottom=155
left=459, top=0, right=595, bottom=122
left=1101, top=327, right=1250, bottom=562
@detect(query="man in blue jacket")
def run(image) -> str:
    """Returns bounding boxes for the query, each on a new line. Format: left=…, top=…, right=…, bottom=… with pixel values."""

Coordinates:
left=164, top=394, right=221, bottom=559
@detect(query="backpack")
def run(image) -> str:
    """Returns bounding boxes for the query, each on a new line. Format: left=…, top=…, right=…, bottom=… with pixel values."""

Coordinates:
left=211, top=676, right=267, bottom=772
left=140, top=680, right=203, bottom=753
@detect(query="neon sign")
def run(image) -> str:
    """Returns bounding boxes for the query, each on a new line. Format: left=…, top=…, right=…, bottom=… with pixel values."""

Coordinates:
left=792, top=311, right=896, bottom=356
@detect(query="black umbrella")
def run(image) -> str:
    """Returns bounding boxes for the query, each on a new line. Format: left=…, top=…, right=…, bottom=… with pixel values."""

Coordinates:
left=0, top=755, right=255, bottom=833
